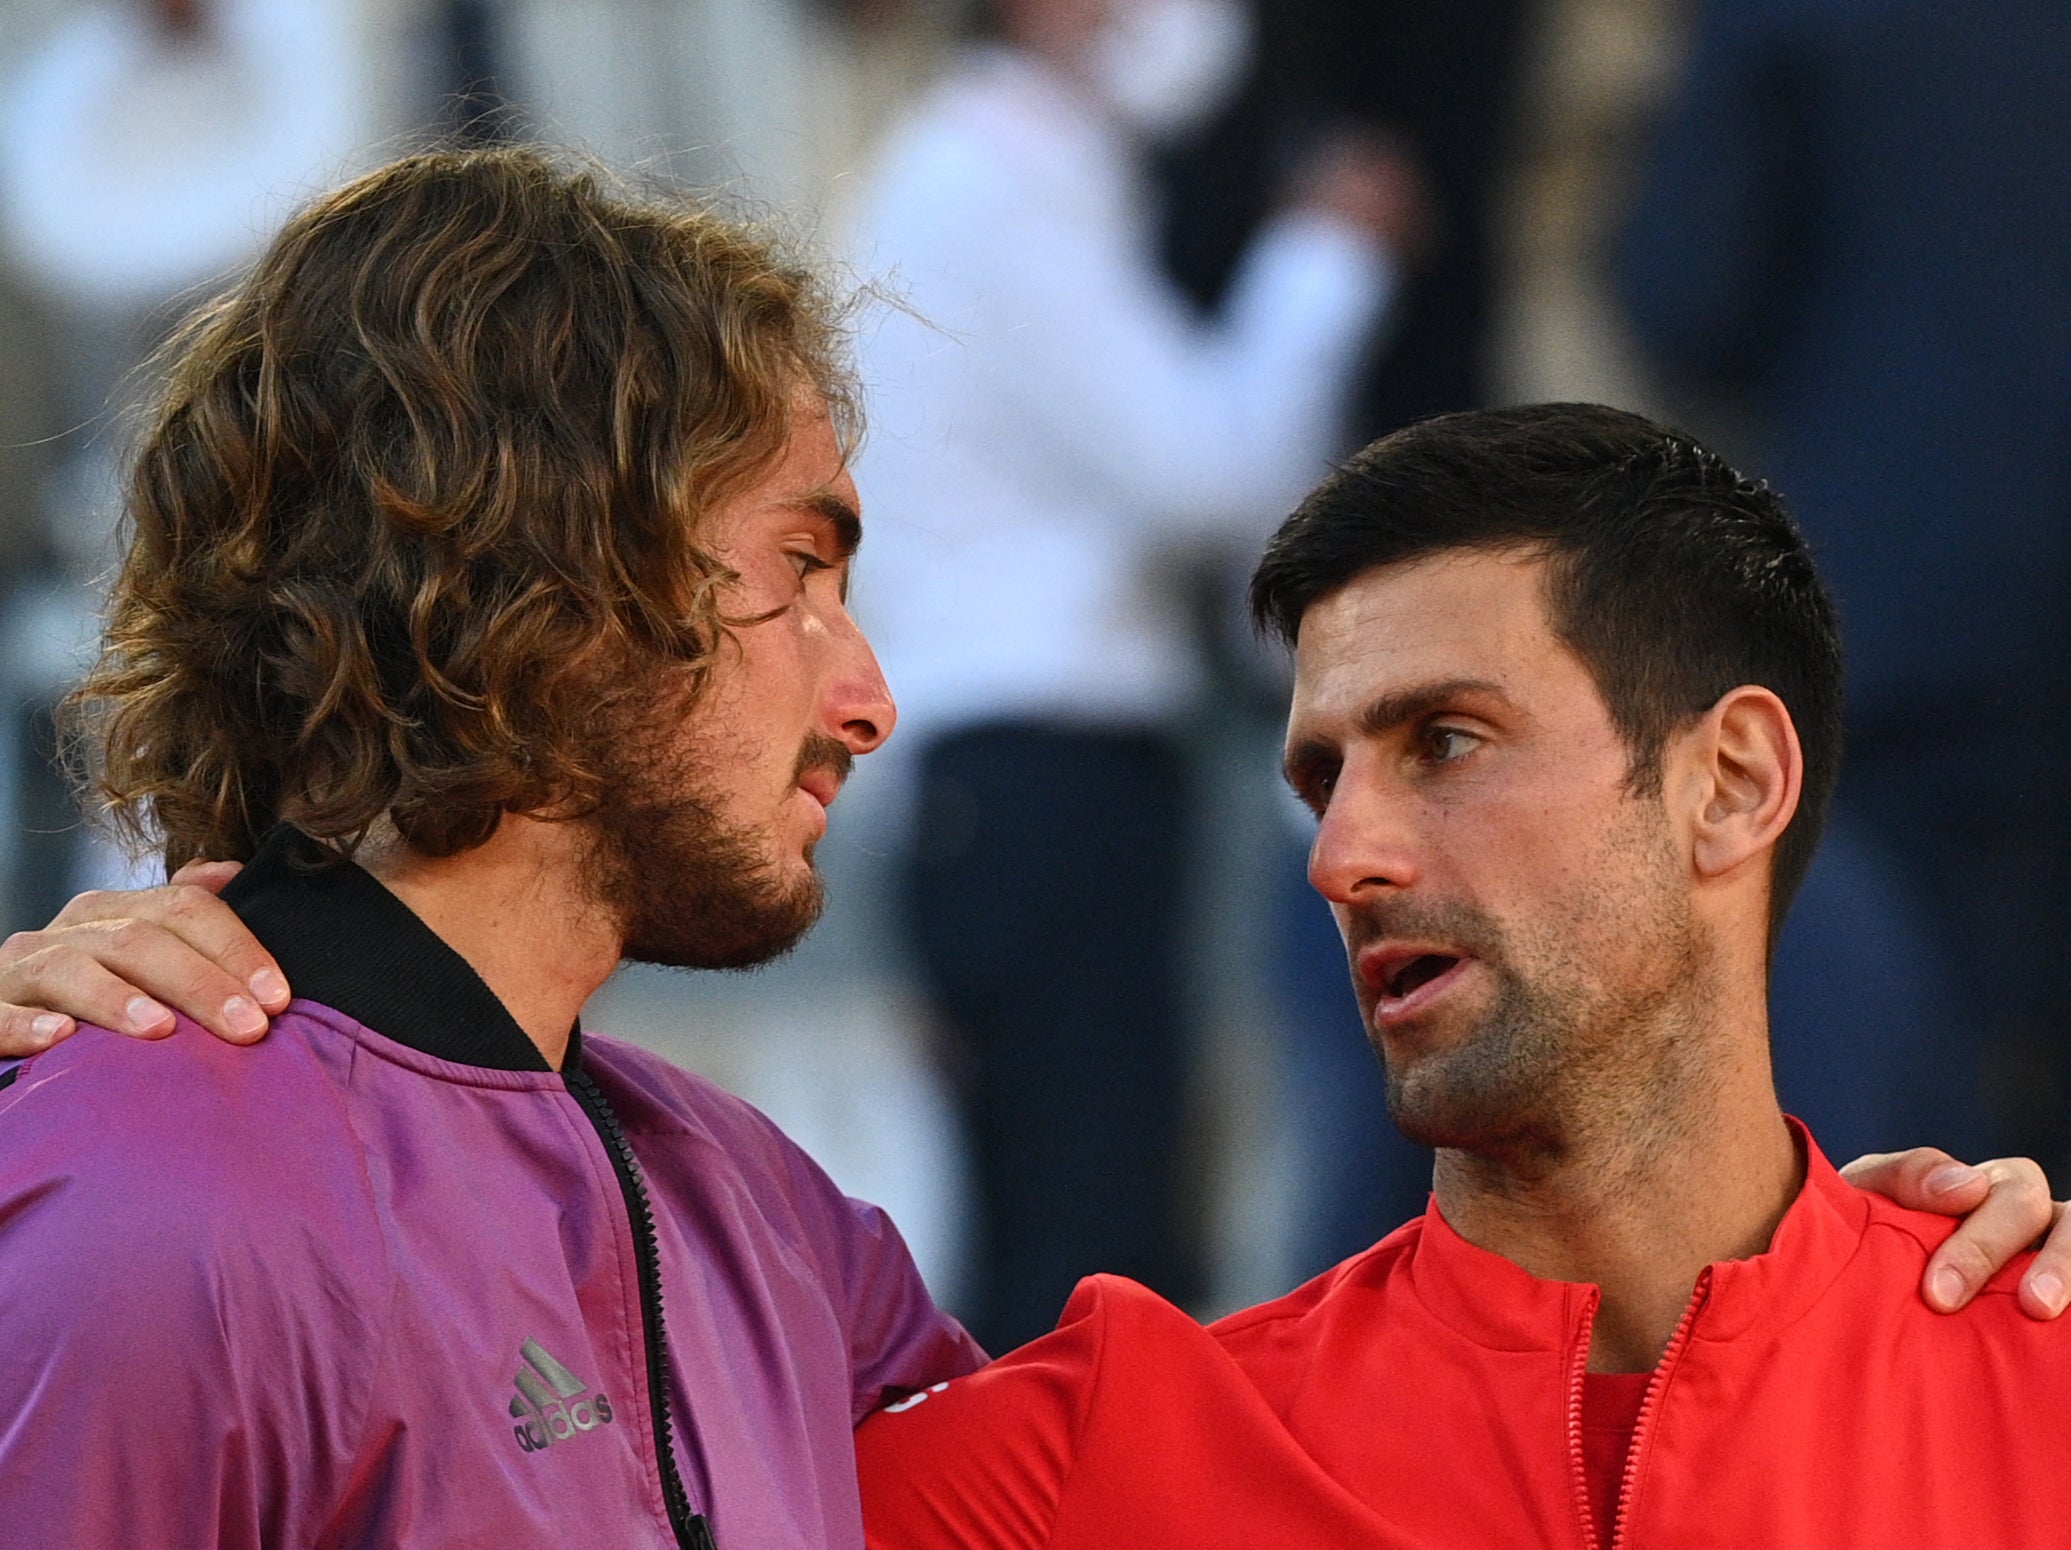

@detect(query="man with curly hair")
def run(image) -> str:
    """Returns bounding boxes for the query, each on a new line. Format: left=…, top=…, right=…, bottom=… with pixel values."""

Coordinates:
left=0, top=146, right=982, bottom=1550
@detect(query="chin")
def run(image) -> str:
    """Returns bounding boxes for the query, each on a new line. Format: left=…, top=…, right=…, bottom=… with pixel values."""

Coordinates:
left=1380, top=1035, right=1548, bottom=1153
left=623, top=876, right=825, bottom=970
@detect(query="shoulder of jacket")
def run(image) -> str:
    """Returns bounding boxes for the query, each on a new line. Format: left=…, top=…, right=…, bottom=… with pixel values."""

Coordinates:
left=579, top=1034, right=830, bottom=1189
left=1050, top=1274, right=1225, bottom=1393
left=10, top=1012, right=352, bottom=1132
left=0, top=1017, right=390, bottom=1365
left=2, top=1015, right=377, bottom=1248
left=1209, top=1219, right=1426, bottom=1347
left=579, top=1033, right=763, bottom=1132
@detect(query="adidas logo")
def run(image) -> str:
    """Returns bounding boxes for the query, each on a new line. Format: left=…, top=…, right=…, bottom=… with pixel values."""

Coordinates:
left=508, top=1338, right=616, bottom=1453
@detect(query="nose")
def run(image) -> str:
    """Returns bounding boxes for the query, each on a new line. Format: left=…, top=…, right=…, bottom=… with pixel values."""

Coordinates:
left=1306, top=766, right=1420, bottom=906
left=826, top=617, right=897, bottom=757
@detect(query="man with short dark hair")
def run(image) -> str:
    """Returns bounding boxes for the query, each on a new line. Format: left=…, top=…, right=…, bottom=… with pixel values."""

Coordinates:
left=855, top=404, right=2071, bottom=1548
left=0, top=145, right=982, bottom=1549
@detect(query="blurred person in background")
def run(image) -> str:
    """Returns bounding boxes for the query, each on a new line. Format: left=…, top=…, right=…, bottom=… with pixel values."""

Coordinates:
left=1618, top=0, right=2071, bottom=1172
left=1156, top=0, right=1539, bottom=430
left=0, top=0, right=461, bottom=933
left=848, top=0, right=1426, bottom=1350
left=1149, top=0, right=1547, bottom=1282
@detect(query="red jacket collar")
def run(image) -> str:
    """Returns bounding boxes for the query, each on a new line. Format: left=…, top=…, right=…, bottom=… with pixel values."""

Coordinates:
left=1406, top=1119, right=1869, bottom=1352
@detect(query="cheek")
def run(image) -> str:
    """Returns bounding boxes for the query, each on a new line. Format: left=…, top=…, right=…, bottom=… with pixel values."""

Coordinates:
left=1438, top=784, right=1659, bottom=944
left=1538, top=806, right=1688, bottom=966
left=727, top=618, right=817, bottom=712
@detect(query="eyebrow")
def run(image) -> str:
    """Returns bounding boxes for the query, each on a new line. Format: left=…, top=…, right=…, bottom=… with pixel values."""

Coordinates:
left=1282, top=676, right=1510, bottom=787
left=796, top=490, right=862, bottom=560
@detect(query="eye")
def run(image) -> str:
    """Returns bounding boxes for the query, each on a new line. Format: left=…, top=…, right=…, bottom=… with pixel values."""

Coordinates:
left=1419, top=725, right=1479, bottom=765
left=1288, top=763, right=1338, bottom=817
left=786, top=548, right=833, bottom=580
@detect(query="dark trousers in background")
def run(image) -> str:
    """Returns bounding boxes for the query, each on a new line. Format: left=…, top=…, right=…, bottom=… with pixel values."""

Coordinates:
left=1838, top=697, right=2071, bottom=1170
left=905, top=724, right=1199, bottom=1355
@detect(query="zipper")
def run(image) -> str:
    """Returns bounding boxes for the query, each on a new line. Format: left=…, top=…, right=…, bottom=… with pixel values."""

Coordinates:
left=1563, top=1289, right=1603, bottom=1550
left=1582, top=1268, right=1714, bottom=1549
left=565, top=1066, right=719, bottom=1550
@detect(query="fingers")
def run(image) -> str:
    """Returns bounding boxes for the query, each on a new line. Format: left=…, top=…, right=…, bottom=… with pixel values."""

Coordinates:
left=2018, top=1200, right=2071, bottom=1321
left=130, top=880, right=289, bottom=1014
left=1838, top=1148, right=1988, bottom=1215
left=1845, top=1147, right=2071, bottom=1317
left=0, top=934, right=177, bottom=1044
left=23, top=879, right=286, bottom=1015
left=0, top=915, right=271, bottom=1046
left=1917, top=1155, right=2052, bottom=1312
left=0, top=1002, right=80, bottom=1057
left=168, top=858, right=244, bottom=893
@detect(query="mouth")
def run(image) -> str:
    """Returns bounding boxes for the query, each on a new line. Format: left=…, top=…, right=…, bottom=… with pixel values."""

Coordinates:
left=1357, top=945, right=1472, bottom=1023
left=796, top=768, right=843, bottom=811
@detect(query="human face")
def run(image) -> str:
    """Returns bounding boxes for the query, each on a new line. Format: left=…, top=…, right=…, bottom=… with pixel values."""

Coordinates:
left=588, top=403, right=895, bottom=970
left=1282, top=549, right=1703, bottom=1156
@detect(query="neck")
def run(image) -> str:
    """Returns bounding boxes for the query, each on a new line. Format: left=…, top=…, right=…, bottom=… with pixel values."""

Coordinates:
left=1431, top=969, right=1801, bottom=1374
left=355, top=816, right=619, bottom=1070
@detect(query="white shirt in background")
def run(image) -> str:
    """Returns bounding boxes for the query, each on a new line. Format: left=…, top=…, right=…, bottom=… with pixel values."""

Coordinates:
left=849, top=47, right=1395, bottom=740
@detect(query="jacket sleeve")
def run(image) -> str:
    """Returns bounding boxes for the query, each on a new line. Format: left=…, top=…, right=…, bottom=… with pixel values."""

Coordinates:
left=858, top=1276, right=1115, bottom=1550
left=0, top=1033, right=383, bottom=1548
left=834, top=1190, right=991, bottom=1419
left=741, top=1095, right=988, bottom=1416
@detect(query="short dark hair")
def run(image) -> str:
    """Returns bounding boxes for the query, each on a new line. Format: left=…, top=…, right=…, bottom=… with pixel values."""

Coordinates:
left=1248, top=403, right=1843, bottom=934
left=70, top=145, right=853, bottom=872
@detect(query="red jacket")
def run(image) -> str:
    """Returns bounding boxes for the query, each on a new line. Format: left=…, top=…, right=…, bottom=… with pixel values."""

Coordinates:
left=859, top=1129, right=2071, bottom=1548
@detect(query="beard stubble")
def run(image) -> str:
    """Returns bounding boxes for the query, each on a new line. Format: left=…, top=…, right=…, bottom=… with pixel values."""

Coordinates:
left=1353, top=825, right=1704, bottom=1164
left=584, top=696, right=850, bottom=970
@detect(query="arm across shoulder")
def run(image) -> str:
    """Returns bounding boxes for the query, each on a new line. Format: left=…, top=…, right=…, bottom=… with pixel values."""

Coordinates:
left=859, top=1274, right=1393, bottom=1550
left=859, top=1275, right=1108, bottom=1550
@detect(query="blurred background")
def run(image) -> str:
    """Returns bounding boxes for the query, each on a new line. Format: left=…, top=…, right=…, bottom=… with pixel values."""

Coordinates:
left=1, top=0, right=2065, bottom=1349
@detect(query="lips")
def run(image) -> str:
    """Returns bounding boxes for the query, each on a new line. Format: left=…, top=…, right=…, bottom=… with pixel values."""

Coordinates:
left=1356, top=943, right=1473, bottom=1022
left=792, top=735, right=854, bottom=814
left=796, top=768, right=843, bottom=810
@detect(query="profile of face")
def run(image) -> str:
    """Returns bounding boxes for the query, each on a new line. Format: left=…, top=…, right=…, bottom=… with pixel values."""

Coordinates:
left=585, top=403, right=894, bottom=970
left=1282, top=549, right=1710, bottom=1159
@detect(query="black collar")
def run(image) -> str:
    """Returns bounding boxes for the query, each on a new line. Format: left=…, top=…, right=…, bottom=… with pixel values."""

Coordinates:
left=220, top=825, right=576, bottom=1074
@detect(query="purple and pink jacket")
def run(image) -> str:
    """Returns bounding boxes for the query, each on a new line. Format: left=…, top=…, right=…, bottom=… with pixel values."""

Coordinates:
left=0, top=827, right=984, bottom=1548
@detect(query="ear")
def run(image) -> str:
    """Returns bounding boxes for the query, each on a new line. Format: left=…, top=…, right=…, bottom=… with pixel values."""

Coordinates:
left=1678, top=686, right=1803, bottom=884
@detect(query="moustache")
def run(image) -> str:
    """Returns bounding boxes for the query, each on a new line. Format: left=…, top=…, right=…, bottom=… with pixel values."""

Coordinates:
left=794, top=733, right=854, bottom=790
left=1341, top=895, right=1506, bottom=962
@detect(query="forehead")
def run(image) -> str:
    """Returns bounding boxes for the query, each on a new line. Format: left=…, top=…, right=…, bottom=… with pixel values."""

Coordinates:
left=1287, top=548, right=1592, bottom=726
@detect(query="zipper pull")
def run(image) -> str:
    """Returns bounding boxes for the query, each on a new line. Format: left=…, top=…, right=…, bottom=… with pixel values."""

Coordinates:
left=687, top=1513, right=717, bottom=1550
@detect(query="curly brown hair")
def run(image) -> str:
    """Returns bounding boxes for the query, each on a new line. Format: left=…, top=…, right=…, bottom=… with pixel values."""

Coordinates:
left=67, top=145, right=856, bottom=872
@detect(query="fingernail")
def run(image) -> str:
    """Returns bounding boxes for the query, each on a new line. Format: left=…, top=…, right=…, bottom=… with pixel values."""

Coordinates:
left=1925, top=1163, right=1985, bottom=1195
left=1930, top=1266, right=1967, bottom=1309
left=30, top=1013, right=69, bottom=1046
left=126, top=996, right=171, bottom=1033
left=2030, top=1270, right=2066, bottom=1316
left=224, top=996, right=267, bottom=1038
left=248, top=968, right=289, bottom=1007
